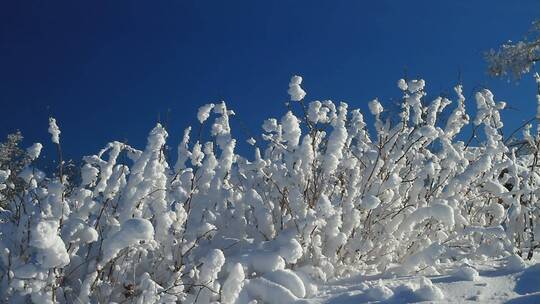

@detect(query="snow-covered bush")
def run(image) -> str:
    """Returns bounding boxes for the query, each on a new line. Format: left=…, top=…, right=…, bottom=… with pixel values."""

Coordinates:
left=0, top=75, right=539, bottom=303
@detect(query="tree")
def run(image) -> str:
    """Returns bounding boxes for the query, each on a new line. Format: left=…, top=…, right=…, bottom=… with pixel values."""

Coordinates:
left=0, top=132, right=32, bottom=209
left=486, top=20, right=540, bottom=79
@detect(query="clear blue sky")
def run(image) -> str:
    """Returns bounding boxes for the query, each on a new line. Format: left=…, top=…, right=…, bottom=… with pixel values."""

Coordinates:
left=1, top=1, right=539, bottom=162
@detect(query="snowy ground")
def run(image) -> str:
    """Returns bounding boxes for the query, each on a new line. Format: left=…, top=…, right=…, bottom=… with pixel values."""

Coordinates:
left=309, top=257, right=540, bottom=303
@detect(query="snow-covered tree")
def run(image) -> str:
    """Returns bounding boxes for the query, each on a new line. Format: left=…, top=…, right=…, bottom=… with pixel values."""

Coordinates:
left=0, top=132, right=41, bottom=209
left=486, top=20, right=540, bottom=79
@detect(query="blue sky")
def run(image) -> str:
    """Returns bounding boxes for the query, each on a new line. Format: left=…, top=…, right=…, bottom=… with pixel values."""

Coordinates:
left=1, top=1, right=539, bottom=162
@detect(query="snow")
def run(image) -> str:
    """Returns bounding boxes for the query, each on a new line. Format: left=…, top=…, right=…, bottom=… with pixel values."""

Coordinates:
left=30, top=220, right=70, bottom=268
left=222, top=263, right=245, bottom=304
left=415, top=278, right=445, bottom=301
left=322, top=103, right=348, bottom=175
left=407, top=79, right=425, bottom=93
left=136, top=272, right=169, bottom=303
left=198, top=103, right=215, bottom=123
left=263, top=269, right=306, bottom=298
left=453, top=266, right=480, bottom=281
left=62, top=218, right=99, bottom=243
left=397, top=78, right=408, bottom=91
left=506, top=255, right=527, bottom=271
left=535, top=73, right=540, bottom=119
left=281, top=111, right=301, bottom=147
left=100, top=218, right=154, bottom=266
left=288, top=75, right=307, bottom=101
left=366, top=283, right=394, bottom=301
left=26, top=143, right=43, bottom=160
left=81, top=163, right=99, bottom=186
left=263, top=118, right=278, bottom=132
left=48, top=117, right=61, bottom=144
left=245, top=277, right=298, bottom=304
left=199, top=249, right=225, bottom=284
left=368, top=98, right=383, bottom=115
left=251, top=252, right=286, bottom=273
left=0, top=169, right=9, bottom=183
left=360, top=194, right=380, bottom=209
left=277, top=237, right=303, bottom=264
left=13, top=263, right=38, bottom=279
left=190, top=141, right=204, bottom=166
left=398, top=203, right=455, bottom=236
left=307, top=258, right=540, bottom=303
left=308, top=101, right=324, bottom=123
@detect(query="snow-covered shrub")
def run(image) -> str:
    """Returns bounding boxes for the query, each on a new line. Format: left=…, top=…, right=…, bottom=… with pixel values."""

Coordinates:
left=0, top=75, right=539, bottom=303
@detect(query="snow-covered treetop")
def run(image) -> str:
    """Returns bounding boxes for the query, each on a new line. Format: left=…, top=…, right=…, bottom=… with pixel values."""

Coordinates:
left=486, top=20, right=540, bottom=79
